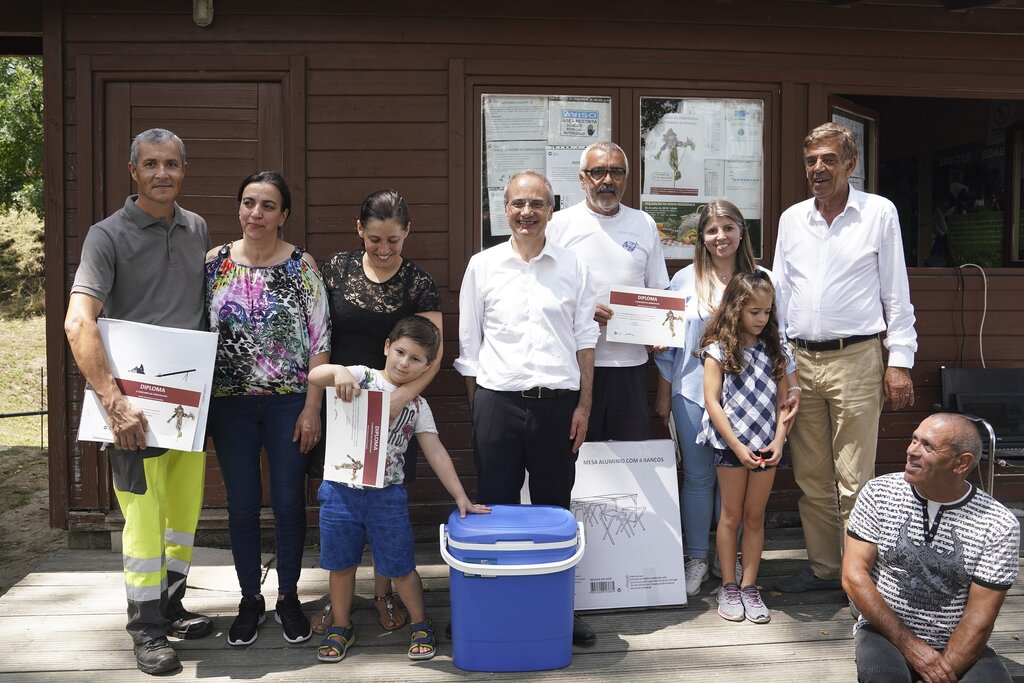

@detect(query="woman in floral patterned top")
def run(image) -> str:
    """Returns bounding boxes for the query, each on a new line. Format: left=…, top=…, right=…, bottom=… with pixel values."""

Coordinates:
left=204, top=171, right=330, bottom=648
left=313, top=189, right=442, bottom=634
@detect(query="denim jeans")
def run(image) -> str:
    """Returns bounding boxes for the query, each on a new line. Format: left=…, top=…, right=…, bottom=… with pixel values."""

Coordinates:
left=672, top=394, right=717, bottom=560
left=209, top=393, right=310, bottom=597
left=855, top=625, right=1011, bottom=682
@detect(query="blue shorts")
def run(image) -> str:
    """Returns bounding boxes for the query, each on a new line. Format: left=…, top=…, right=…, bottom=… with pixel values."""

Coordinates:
left=317, top=481, right=415, bottom=578
left=713, top=447, right=784, bottom=471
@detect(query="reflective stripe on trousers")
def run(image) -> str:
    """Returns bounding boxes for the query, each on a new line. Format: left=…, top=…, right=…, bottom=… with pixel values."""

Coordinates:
left=112, top=447, right=206, bottom=644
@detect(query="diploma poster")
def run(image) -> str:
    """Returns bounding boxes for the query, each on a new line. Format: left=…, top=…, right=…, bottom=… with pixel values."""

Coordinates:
left=639, top=97, right=764, bottom=260
left=481, top=93, right=612, bottom=247
left=77, top=318, right=217, bottom=452
left=570, top=440, right=686, bottom=610
left=324, top=388, right=389, bottom=488
left=606, top=286, right=687, bottom=348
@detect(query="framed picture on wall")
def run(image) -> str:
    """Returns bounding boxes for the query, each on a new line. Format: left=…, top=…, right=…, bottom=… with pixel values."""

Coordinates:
left=830, top=96, right=878, bottom=194
left=639, top=96, right=766, bottom=261
left=480, top=93, right=613, bottom=249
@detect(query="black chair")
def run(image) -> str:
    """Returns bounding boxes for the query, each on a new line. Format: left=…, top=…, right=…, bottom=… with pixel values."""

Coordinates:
left=940, top=367, right=1024, bottom=498
left=957, top=413, right=999, bottom=495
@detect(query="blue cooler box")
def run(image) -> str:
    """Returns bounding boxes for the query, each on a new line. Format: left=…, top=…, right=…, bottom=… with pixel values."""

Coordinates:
left=440, top=504, right=585, bottom=672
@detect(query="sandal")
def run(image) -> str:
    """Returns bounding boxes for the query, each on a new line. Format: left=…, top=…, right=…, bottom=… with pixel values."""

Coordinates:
left=407, top=619, right=435, bottom=661
left=317, top=625, right=355, bottom=663
left=311, top=604, right=332, bottom=635
left=374, top=592, right=408, bottom=631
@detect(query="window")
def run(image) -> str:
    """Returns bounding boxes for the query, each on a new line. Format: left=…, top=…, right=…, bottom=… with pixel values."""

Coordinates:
left=480, top=94, right=613, bottom=247
left=639, top=97, right=765, bottom=259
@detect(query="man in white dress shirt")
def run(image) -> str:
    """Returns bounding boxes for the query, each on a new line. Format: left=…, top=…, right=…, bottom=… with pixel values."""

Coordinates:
left=773, top=122, right=918, bottom=593
left=548, top=142, right=669, bottom=441
left=455, top=170, right=600, bottom=644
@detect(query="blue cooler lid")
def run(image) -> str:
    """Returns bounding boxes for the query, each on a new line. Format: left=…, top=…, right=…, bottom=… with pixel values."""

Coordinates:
left=447, top=504, right=577, bottom=544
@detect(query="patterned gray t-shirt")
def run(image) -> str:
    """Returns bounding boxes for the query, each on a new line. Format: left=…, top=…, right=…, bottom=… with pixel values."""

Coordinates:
left=847, top=472, right=1019, bottom=648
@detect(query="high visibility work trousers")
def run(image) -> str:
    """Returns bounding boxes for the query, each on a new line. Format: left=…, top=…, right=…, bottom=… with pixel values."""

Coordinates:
left=109, top=447, right=206, bottom=644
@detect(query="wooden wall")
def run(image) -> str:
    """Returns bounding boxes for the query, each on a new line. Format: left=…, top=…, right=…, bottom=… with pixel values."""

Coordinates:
left=44, top=0, right=1024, bottom=531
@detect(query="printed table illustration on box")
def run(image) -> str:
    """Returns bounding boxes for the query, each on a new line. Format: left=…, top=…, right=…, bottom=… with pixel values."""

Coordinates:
left=570, top=493, right=645, bottom=545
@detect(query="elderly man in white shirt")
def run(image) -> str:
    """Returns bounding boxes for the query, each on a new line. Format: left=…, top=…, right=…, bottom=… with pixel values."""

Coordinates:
left=455, top=170, right=600, bottom=645
left=547, top=141, right=669, bottom=441
left=773, top=122, right=917, bottom=594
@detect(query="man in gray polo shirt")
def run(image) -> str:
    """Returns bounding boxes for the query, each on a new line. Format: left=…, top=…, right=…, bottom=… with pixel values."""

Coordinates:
left=64, top=128, right=212, bottom=675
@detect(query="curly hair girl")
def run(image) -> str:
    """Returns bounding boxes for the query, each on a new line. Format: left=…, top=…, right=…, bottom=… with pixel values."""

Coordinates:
left=699, top=271, right=786, bottom=381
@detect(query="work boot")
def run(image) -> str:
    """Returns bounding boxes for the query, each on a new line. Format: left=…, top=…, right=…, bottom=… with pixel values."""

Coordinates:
left=134, top=636, right=181, bottom=675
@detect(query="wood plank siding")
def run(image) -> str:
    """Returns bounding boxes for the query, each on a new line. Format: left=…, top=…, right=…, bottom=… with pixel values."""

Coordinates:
left=42, top=0, right=1024, bottom=532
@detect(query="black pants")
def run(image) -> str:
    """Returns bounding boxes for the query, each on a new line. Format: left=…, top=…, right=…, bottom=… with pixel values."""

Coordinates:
left=471, top=387, right=579, bottom=509
left=586, top=365, right=653, bottom=442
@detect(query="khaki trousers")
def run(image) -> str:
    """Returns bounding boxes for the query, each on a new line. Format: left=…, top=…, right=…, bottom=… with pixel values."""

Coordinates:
left=788, top=339, right=884, bottom=580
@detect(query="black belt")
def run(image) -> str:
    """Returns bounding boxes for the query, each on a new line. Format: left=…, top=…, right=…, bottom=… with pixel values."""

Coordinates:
left=791, top=334, right=878, bottom=352
left=499, top=387, right=574, bottom=399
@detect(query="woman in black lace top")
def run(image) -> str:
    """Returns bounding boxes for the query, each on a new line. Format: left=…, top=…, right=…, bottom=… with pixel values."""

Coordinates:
left=314, top=189, right=442, bottom=634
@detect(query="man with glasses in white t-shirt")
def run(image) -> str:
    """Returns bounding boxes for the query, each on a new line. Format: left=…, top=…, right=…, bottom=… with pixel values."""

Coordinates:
left=548, top=141, right=669, bottom=442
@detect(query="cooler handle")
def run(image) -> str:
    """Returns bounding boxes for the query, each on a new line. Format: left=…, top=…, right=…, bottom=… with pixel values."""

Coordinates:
left=439, top=522, right=586, bottom=577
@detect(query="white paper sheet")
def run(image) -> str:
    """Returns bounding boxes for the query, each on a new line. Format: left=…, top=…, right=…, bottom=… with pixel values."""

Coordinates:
left=606, top=285, right=687, bottom=348
left=77, top=318, right=217, bottom=452
left=323, top=387, right=389, bottom=488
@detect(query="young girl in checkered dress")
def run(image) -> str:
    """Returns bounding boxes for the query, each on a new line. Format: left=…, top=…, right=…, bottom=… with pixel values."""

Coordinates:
left=698, top=271, right=793, bottom=624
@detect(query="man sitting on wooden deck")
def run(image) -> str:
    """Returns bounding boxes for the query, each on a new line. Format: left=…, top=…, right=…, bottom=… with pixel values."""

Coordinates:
left=843, top=413, right=1020, bottom=683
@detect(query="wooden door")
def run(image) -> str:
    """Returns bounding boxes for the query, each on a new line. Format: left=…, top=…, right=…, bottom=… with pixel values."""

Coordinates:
left=102, top=80, right=285, bottom=249
left=99, top=80, right=289, bottom=509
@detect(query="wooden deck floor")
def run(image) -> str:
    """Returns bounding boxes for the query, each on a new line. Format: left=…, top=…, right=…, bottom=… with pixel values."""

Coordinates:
left=0, top=528, right=1021, bottom=682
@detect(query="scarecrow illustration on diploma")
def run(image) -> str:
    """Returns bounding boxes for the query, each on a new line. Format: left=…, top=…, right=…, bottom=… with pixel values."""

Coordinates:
left=662, top=309, right=681, bottom=337
left=167, top=404, right=196, bottom=438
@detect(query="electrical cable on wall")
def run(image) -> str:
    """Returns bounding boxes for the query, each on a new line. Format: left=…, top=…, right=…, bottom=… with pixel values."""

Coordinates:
left=957, top=263, right=988, bottom=368
left=951, top=265, right=965, bottom=367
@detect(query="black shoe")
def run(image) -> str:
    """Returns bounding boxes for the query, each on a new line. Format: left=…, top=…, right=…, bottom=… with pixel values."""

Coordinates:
left=572, top=614, right=596, bottom=646
left=134, top=636, right=181, bottom=675
left=166, top=606, right=213, bottom=640
left=775, top=567, right=842, bottom=593
left=445, top=622, right=452, bottom=639
left=228, top=594, right=266, bottom=646
left=275, top=594, right=312, bottom=644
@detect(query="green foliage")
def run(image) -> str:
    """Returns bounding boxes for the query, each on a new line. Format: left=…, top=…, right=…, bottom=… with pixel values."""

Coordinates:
left=0, top=57, right=43, bottom=218
left=0, top=316, right=47, bottom=447
left=0, top=209, right=45, bottom=318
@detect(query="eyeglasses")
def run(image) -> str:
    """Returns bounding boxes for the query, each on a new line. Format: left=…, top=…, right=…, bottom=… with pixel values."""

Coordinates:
left=507, top=199, right=548, bottom=211
left=583, top=167, right=627, bottom=180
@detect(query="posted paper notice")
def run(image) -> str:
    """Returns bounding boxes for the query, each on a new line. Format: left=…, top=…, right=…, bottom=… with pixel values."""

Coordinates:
left=606, top=285, right=686, bottom=348
left=324, top=388, right=389, bottom=488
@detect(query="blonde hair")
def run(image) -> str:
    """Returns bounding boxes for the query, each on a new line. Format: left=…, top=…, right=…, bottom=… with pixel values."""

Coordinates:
left=692, top=199, right=757, bottom=317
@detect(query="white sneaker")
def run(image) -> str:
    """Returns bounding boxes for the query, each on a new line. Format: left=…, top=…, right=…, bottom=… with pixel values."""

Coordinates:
left=711, top=554, right=744, bottom=584
left=717, top=583, right=744, bottom=622
left=684, top=558, right=709, bottom=596
left=740, top=585, right=771, bottom=624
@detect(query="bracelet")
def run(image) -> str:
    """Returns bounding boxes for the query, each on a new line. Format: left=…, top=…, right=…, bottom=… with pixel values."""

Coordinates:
left=787, top=387, right=802, bottom=394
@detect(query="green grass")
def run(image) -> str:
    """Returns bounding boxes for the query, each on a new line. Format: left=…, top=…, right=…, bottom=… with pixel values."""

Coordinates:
left=0, top=315, right=47, bottom=447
